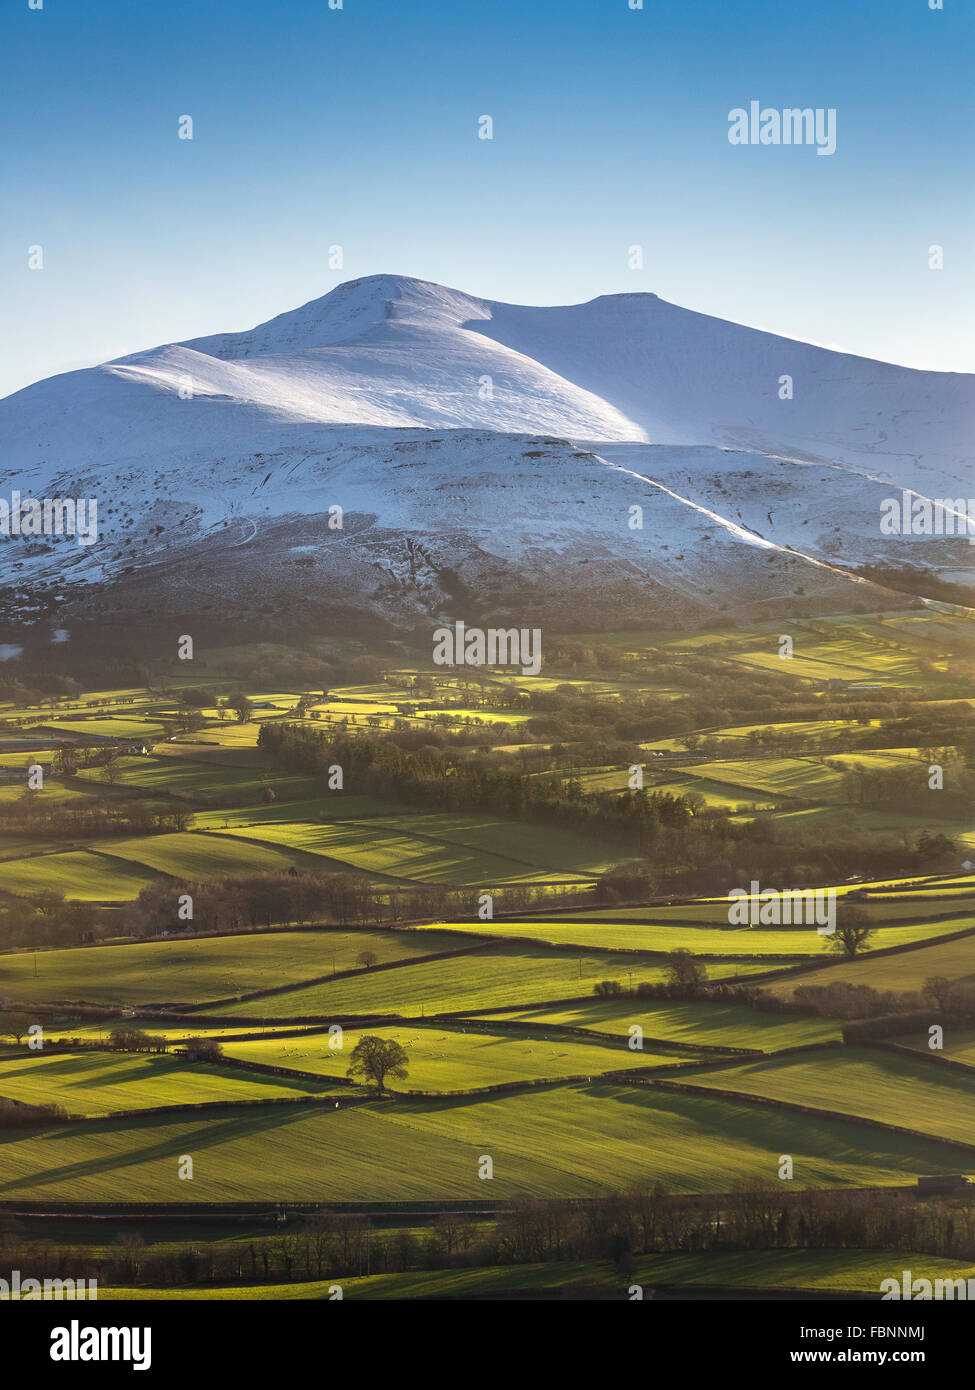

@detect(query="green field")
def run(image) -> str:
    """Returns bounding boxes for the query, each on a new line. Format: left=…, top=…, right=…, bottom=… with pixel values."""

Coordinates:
left=0, top=781, right=104, bottom=807
left=220, top=1022, right=693, bottom=1091
left=827, top=747, right=923, bottom=771
left=0, top=1049, right=340, bottom=1115
left=364, top=811, right=618, bottom=875
left=0, top=849, right=159, bottom=901
left=97, top=1248, right=975, bottom=1300
left=0, top=838, right=60, bottom=861
left=767, top=933, right=975, bottom=997
left=487, top=998, right=843, bottom=1050
left=726, top=635, right=928, bottom=685
left=206, top=822, right=595, bottom=885
left=425, top=916, right=958, bottom=956
left=683, top=1046, right=975, bottom=1148
left=201, top=942, right=783, bottom=1019
left=0, top=1082, right=964, bottom=1203
left=169, top=722, right=268, bottom=748
left=77, top=755, right=321, bottom=802
left=549, top=898, right=975, bottom=926
left=0, top=748, right=62, bottom=768
left=39, top=717, right=167, bottom=738
left=683, top=758, right=849, bottom=804
left=898, top=1028, right=975, bottom=1068
left=94, top=831, right=329, bottom=881
left=5, top=613, right=975, bottom=1301
left=0, top=929, right=473, bottom=1006
left=37, top=1022, right=327, bottom=1045
left=190, top=795, right=406, bottom=828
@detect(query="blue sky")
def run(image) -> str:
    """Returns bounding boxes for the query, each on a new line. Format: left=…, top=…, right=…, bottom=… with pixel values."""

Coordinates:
left=2, top=0, right=972, bottom=396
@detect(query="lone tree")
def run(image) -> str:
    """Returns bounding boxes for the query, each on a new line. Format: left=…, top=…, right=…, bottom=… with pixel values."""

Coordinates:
left=826, top=905, right=874, bottom=959
left=0, top=1011, right=32, bottom=1046
left=355, top=950, right=379, bottom=970
left=230, top=694, right=253, bottom=724
left=347, top=1035, right=409, bottom=1095
left=664, top=949, right=708, bottom=990
left=923, top=976, right=954, bottom=1012
left=185, top=1036, right=224, bottom=1062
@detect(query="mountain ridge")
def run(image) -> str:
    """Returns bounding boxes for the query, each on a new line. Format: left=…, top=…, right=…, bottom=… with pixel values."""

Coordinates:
left=1, top=276, right=971, bottom=648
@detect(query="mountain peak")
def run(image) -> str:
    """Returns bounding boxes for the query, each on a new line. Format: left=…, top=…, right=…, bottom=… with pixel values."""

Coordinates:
left=180, top=274, right=490, bottom=360
left=1, top=270, right=972, bottom=635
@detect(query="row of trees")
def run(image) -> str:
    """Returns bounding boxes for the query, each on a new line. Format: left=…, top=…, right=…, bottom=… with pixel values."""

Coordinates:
left=259, top=724, right=714, bottom=854
left=258, top=723, right=959, bottom=893
left=122, top=871, right=387, bottom=938
left=105, top=1027, right=223, bottom=1061
left=0, top=803, right=191, bottom=839
left=0, top=892, right=103, bottom=951
left=5, top=1183, right=975, bottom=1288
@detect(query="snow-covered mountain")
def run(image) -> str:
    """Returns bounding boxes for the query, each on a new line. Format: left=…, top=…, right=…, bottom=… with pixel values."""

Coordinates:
left=1, top=274, right=972, bottom=644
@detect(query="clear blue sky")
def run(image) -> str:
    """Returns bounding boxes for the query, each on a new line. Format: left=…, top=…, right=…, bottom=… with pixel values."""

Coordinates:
left=2, top=0, right=972, bottom=397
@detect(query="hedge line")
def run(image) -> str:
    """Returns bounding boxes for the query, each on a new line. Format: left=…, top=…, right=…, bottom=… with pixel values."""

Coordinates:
left=169, top=943, right=486, bottom=1014
left=649, top=1076, right=975, bottom=1157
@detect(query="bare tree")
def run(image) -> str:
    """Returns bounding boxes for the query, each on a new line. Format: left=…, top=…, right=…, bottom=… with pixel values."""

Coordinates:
left=826, top=905, right=874, bottom=959
left=346, top=1036, right=409, bottom=1095
left=923, top=976, right=953, bottom=1011
left=664, top=949, right=708, bottom=988
left=0, top=1011, right=32, bottom=1046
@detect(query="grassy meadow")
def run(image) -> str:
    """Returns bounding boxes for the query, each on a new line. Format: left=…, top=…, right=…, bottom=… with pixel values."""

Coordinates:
left=3, top=610, right=975, bottom=1299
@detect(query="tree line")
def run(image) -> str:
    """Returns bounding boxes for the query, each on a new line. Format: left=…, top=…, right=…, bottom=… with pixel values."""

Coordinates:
left=4, top=1183, right=975, bottom=1290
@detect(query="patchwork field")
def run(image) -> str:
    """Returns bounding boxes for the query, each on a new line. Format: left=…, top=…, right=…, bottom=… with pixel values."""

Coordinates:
left=682, top=1046, right=975, bottom=1149
left=0, top=929, right=473, bottom=1006
left=189, top=795, right=408, bottom=828
left=46, top=717, right=168, bottom=739
left=77, top=756, right=322, bottom=803
left=548, top=898, right=975, bottom=926
left=899, top=1028, right=975, bottom=1068
left=205, top=822, right=596, bottom=885
left=485, top=998, right=844, bottom=1050
left=765, top=933, right=975, bottom=998
left=0, top=849, right=159, bottom=901
left=0, top=1049, right=340, bottom=1115
left=200, top=942, right=783, bottom=1019
left=4, top=612, right=975, bottom=1301
left=0, top=1082, right=965, bottom=1204
left=94, top=831, right=329, bottom=881
left=420, top=916, right=960, bottom=956
left=683, top=758, right=850, bottom=804
left=220, top=1022, right=689, bottom=1090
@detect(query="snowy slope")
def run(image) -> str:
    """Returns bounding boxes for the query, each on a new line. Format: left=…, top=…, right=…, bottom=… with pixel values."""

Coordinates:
left=0, top=275, right=971, bottom=638
left=5, top=273, right=973, bottom=483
